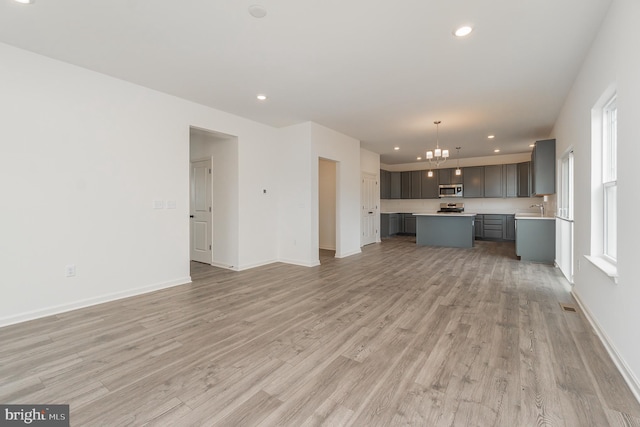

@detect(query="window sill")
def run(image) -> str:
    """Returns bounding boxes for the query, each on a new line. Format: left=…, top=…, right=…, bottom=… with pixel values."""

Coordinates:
left=584, top=255, right=618, bottom=284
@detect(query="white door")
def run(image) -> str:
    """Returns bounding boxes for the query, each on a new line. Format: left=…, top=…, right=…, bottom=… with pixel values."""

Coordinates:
left=361, top=173, right=377, bottom=246
left=190, top=159, right=212, bottom=263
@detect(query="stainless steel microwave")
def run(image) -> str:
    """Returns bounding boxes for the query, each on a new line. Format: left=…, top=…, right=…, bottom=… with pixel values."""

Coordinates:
left=439, top=184, right=463, bottom=198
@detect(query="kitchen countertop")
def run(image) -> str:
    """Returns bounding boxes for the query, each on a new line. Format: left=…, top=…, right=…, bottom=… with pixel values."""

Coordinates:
left=515, top=213, right=555, bottom=220
left=412, top=212, right=477, bottom=217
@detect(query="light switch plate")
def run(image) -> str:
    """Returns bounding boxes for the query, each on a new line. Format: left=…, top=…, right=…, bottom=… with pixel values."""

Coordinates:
left=167, top=200, right=177, bottom=209
left=153, top=200, right=164, bottom=209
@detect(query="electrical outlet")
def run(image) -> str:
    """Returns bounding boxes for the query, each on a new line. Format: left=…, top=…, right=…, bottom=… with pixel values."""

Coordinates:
left=65, top=264, right=76, bottom=277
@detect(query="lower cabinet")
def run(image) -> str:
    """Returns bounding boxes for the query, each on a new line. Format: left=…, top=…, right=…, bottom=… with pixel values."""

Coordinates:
left=475, top=215, right=484, bottom=238
left=515, top=218, right=555, bottom=263
left=505, top=215, right=516, bottom=240
left=381, top=213, right=416, bottom=237
left=404, top=215, right=416, bottom=234
left=474, top=214, right=515, bottom=241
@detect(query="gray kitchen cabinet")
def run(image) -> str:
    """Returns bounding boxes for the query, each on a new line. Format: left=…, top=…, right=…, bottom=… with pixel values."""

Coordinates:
left=420, top=170, right=439, bottom=199
left=516, top=218, right=556, bottom=263
left=411, top=171, right=422, bottom=199
left=437, top=168, right=463, bottom=185
left=505, top=164, right=518, bottom=198
left=475, top=215, right=484, bottom=238
left=463, top=166, right=484, bottom=198
left=403, top=214, right=417, bottom=234
left=517, top=162, right=531, bottom=197
left=451, top=168, right=463, bottom=184
left=401, top=171, right=412, bottom=199
left=484, top=165, right=504, bottom=198
left=380, top=170, right=390, bottom=199
left=381, top=213, right=390, bottom=237
left=437, top=168, right=451, bottom=185
left=505, top=215, right=516, bottom=240
left=483, top=214, right=504, bottom=239
left=474, top=214, right=515, bottom=241
left=390, top=172, right=401, bottom=199
left=531, top=139, right=556, bottom=195
left=388, top=213, right=401, bottom=235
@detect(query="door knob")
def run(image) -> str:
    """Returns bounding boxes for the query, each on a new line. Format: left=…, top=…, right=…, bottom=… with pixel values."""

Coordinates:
left=189, top=215, right=194, bottom=218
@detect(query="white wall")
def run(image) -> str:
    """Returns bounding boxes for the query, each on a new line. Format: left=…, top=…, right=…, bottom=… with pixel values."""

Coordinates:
left=0, top=42, right=279, bottom=326
left=189, top=129, right=239, bottom=269
left=311, top=123, right=362, bottom=259
left=318, top=159, right=337, bottom=251
left=276, top=123, right=315, bottom=266
left=551, top=0, right=640, bottom=398
left=277, top=122, right=362, bottom=265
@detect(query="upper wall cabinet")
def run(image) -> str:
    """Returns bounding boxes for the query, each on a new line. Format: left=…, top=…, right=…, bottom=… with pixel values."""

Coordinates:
left=401, top=171, right=412, bottom=199
left=484, top=165, right=504, bottom=198
left=505, top=164, right=518, bottom=198
left=437, top=168, right=463, bottom=185
left=463, top=166, right=484, bottom=198
left=531, top=139, right=556, bottom=195
left=517, top=162, right=531, bottom=197
left=420, top=170, right=439, bottom=199
left=380, top=170, right=391, bottom=199
left=411, top=171, right=422, bottom=199
left=390, top=172, right=401, bottom=199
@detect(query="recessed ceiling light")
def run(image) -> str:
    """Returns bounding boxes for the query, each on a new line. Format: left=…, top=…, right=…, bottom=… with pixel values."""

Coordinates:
left=394, top=146, right=400, bottom=151
left=487, top=135, right=495, bottom=139
left=256, top=94, right=267, bottom=101
left=454, top=26, right=473, bottom=37
left=14, top=0, right=35, bottom=4
left=248, top=4, right=267, bottom=18
left=494, top=149, right=500, bottom=153
left=529, top=144, right=535, bottom=147
left=417, top=156, right=422, bottom=160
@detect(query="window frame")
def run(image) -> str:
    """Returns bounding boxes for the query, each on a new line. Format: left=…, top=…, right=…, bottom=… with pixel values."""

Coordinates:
left=602, top=95, right=617, bottom=263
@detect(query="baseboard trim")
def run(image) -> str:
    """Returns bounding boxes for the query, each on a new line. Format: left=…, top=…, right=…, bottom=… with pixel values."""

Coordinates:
left=236, top=259, right=278, bottom=271
left=0, top=276, right=192, bottom=328
left=211, top=261, right=238, bottom=271
left=278, top=258, right=321, bottom=267
left=571, top=289, right=640, bottom=404
left=335, top=248, right=362, bottom=258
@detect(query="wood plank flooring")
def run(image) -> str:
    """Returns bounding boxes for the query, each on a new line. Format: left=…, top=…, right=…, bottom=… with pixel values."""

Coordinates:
left=1, top=237, right=639, bottom=426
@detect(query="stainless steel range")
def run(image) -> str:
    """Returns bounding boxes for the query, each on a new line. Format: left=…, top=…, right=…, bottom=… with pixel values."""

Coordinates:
left=438, top=202, right=464, bottom=213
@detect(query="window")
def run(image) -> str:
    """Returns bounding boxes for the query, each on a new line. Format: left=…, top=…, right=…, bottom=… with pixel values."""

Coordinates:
left=586, top=89, right=618, bottom=282
left=602, top=96, right=617, bottom=262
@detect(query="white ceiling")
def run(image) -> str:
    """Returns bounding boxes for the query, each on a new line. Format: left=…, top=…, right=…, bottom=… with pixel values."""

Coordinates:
left=0, top=0, right=611, bottom=164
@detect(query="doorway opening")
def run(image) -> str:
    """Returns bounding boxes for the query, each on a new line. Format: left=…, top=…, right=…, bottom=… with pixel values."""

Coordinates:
left=318, top=158, right=337, bottom=262
left=189, top=126, right=239, bottom=269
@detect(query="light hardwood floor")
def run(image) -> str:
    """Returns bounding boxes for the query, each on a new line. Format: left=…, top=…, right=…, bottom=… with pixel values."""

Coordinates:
left=1, top=238, right=639, bottom=426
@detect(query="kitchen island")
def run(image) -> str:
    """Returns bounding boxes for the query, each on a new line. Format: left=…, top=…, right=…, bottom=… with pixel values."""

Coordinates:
left=413, top=212, right=476, bottom=248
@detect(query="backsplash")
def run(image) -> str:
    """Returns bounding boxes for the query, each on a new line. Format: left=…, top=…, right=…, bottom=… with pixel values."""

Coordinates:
left=381, top=196, right=556, bottom=215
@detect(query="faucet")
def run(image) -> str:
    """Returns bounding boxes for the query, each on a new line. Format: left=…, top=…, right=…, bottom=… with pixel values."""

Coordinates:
left=530, top=203, right=545, bottom=216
